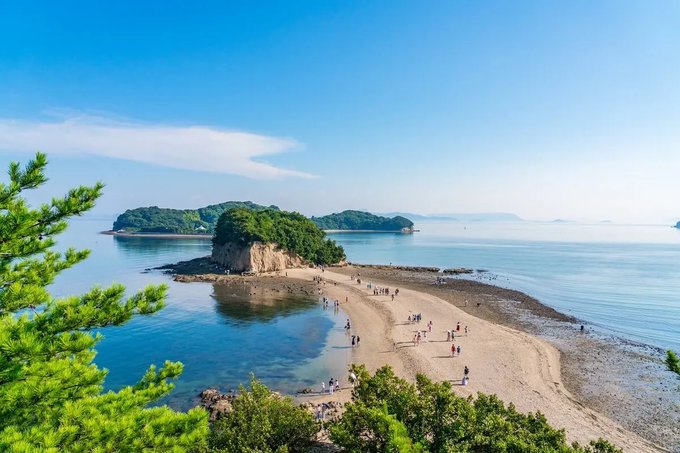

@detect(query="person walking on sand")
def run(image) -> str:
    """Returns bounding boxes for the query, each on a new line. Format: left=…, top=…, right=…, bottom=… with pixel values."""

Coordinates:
left=428, top=321, right=432, bottom=333
left=456, top=322, right=460, bottom=332
left=329, top=378, right=334, bottom=394
left=464, top=365, right=470, bottom=377
left=321, top=382, right=325, bottom=393
left=446, top=330, right=451, bottom=342
left=356, top=336, right=360, bottom=347
left=457, top=345, right=461, bottom=355
left=351, top=335, right=356, bottom=348
left=465, top=325, right=468, bottom=335
left=451, top=344, right=456, bottom=357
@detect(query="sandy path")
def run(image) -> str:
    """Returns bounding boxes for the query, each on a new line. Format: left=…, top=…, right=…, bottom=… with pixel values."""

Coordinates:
left=288, top=268, right=665, bottom=453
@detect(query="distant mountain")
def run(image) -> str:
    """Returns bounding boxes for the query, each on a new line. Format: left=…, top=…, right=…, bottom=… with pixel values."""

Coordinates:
left=311, top=210, right=414, bottom=231
left=112, top=201, right=278, bottom=234
left=379, top=212, right=523, bottom=222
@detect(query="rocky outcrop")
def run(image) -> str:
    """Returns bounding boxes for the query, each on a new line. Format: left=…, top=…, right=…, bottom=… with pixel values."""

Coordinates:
left=200, top=388, right=233, bottom=421
left=211, top=241, right=307, bottom=274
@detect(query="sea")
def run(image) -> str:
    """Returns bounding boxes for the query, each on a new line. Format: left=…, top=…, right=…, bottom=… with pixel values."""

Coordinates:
left=49, top=218, right=680, bottom=410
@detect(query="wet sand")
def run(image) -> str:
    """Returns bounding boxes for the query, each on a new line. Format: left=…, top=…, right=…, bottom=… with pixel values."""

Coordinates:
left=165, top=259, right=677, bottom=451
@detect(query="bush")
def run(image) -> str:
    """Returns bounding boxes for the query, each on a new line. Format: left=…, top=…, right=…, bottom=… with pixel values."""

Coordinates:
left=332, top=365, right=620, bottom=453
left=666, top=350, right=680, bottom=377
left=209, top=376, right=319, bottom=452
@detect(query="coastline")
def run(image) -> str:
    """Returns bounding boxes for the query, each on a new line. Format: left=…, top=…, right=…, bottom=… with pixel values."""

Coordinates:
left=286, top=267, right=669, bottom=452
left=163, top=260, right=677, bottom=451
left=324, top=266, right=678, bottom=452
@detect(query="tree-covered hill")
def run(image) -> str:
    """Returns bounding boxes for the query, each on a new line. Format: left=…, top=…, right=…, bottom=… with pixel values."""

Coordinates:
left=214, top=208, right=346, bottom=265
left=112, top=201, right=278, bottom=234
left=311, top=210, right=414, bottom=231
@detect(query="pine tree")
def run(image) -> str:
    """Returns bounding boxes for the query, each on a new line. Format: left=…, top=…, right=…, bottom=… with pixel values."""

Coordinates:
left=0, top=153, right=208, bottom=452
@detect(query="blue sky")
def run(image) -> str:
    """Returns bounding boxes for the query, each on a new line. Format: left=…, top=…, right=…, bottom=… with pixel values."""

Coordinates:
left=1, top=1, right=679, bottom=223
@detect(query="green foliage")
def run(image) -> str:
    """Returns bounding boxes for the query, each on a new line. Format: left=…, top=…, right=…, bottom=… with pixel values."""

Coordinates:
left=0, top=153, right=208, bottom=452
left=332, top=364, right=620, bottom=453
left=330, top=402, right=425, bottom=453
left=311, top=210, right=414, bottom=231
left=666, top=350, right=680, bottom=376
left=208, top=375, right=318, bottom=453
left=112, top=201, right=278, bottom=234
left=214, top=208, right=346, bottom=265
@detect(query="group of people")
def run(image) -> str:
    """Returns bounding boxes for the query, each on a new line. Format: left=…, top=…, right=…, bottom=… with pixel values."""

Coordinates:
left=372, top=286, right=397, bottom=297
left=408, top=313, right=423, bottom=323
left=321, top=377, right=340, bottom=395
left=321, top=296, right=340, bottom=309
left=446, top=322, right=468, bottom=341
left=314, top=402, right=332, bottom=422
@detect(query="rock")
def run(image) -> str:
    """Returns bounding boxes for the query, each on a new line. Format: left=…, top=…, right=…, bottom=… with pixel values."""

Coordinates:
left=199, top=388, right=234, bottom=421
left=442, top=268, right=474, bottom=275
left=210, top=399, right=233, bottom=420
left=212, top=241, right=308, bottom=274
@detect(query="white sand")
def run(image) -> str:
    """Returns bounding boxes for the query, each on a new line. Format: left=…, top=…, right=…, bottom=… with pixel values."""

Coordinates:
left=288, top=267, right=664, bottom=453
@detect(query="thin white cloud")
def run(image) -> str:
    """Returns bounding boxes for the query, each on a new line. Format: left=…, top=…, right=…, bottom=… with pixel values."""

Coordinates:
left=0, top=115, right=314, bottom=179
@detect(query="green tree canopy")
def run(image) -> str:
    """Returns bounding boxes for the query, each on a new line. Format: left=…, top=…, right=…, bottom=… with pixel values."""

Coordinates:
left=331, top=365, right=622, bottom=453
left=214, top=208, right=346, bottom=265
left=311, top=210, right=414, bottom=231
left=209, top=376, right=318, bottom=453
left=112, top=201, right=278, bottom=234
left=0, top=153, right=208, bottom=452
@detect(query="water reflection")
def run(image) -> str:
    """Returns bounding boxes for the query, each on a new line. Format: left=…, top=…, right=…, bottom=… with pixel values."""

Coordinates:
left=113, top=236, right=210, bottom=257
left=211, top=283, right=318, bottom=325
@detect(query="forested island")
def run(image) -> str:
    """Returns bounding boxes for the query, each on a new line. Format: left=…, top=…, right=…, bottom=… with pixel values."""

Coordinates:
left=311, top=210, right=414, bottom=231
left=111, top=204, right=415, bottom=235
left=213, top=208, right=346, bottom=269
left=111, top=201, right=278, bottom=234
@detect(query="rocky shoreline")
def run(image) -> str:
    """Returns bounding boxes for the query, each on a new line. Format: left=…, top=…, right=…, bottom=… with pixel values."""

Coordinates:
left=329, top=266, right=679, bottom=452
left=158, top=259, right=679, bottom=451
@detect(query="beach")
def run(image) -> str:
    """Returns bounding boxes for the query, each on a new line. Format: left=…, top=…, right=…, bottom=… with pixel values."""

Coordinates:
left=281, top=266, right=672, bottom=453
left=160, top=258, right=678, bottom=452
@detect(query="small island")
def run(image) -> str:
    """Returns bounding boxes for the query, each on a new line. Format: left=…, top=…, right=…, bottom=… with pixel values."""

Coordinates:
left=212, top=208, right=346, bottom=273
left=111, top=201, right=278, bottom=234
left=311, top=210, right=415, bottom=232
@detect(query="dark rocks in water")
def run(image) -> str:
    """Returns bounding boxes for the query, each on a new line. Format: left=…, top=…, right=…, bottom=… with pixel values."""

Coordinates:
left=352, top=263, right=440, bottom=273
left=200, top=388, right=234, bottom=421
left=156, top=256, right=225, bottom=275
left=442, top=268, right=474, bottom=275
left=297, top=387, right=314, bottom=394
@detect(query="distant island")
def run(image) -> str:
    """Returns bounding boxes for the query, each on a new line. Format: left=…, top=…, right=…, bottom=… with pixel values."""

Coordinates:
left=311, top=210, right=414, bottom=232
left=212, top=208, right=345, bottom=272
left=110, top=204, right=416, bottom=235
left=111, top=201, right=278, bottom=234
left=379, top=211, right=522, bottom=222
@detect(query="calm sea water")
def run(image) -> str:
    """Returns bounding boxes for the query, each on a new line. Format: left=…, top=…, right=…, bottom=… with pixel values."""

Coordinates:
left=329, top=221, right=680, bottom=351
left=48, top=218, right=680, bottom=411
left=49, top=218, right=350, bottom=410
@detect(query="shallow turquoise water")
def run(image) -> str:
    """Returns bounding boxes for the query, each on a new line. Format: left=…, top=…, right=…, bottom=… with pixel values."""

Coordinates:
left=48, top=218, right=680, bottom=411
left=50, top=219, right=348, bottom=410
left=329, top=221, right=680, bottom=351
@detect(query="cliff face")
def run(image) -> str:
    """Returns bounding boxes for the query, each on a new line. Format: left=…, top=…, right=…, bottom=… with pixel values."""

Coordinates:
left=211, top=241, right=307, bottom=273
